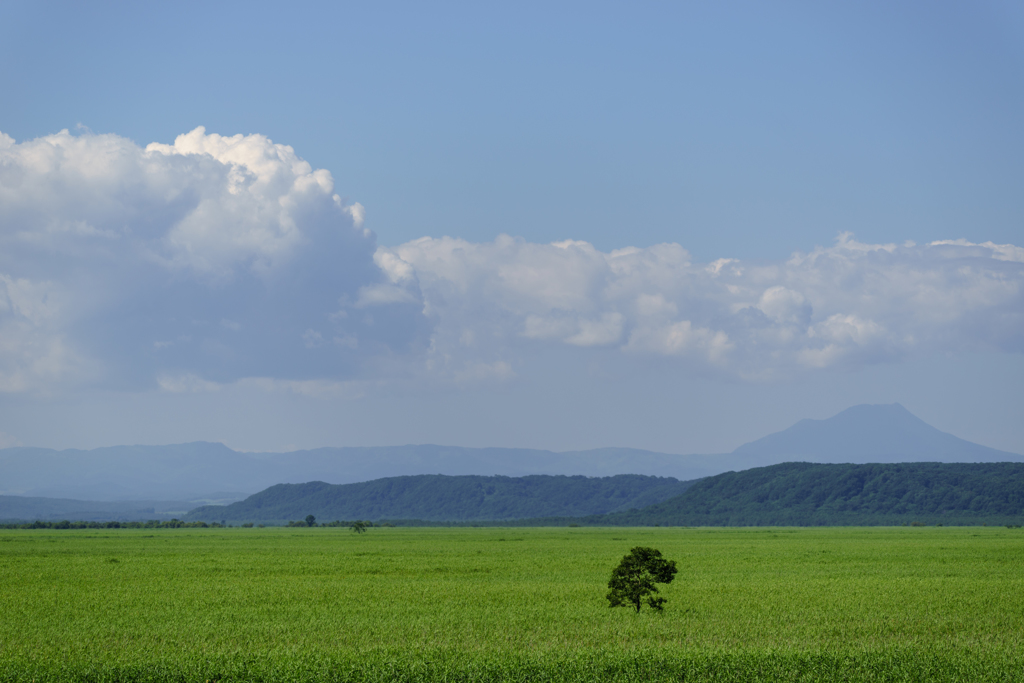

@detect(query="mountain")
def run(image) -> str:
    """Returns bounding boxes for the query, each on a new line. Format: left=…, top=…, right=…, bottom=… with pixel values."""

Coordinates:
left=188, top=462, right=1024, bottom=527
left=0, top=442, right=262, bottom=500
left=185, top=474, right=697, bottom=524
left=2, top=403, right=1018, bottom=502
left=270, top=445, right=724, bottom=484
left=0, top=443, right=727, bottom=501
left=565, top=462, right=1024, bottom=527
left=732, top=403, right=1021, bottom=463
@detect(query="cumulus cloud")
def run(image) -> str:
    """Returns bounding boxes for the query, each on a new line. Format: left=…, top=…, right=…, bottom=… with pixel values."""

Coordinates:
left=2, top=126, right=1021, bottom=394
left=372, top=232, right=1024, bottom=380
left=0, top=127, right=403, bottom=392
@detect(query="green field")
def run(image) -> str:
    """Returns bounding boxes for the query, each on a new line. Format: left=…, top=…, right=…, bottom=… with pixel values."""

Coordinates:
left=2, top=527, right=1022, bottom=681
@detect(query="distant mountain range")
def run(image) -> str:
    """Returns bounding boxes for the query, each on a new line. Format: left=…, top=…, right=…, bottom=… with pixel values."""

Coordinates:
left=189, top=462, right=1024, bottom=527
left=185, top=474, right=697, bottom=524
left=0, top=442, right=706, bottom=501
left=1, top=403, right=1021, bottom=522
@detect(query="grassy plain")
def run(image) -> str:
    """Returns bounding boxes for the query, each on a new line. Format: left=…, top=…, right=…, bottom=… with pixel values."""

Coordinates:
left=1, top=526, right=1022, bottom=681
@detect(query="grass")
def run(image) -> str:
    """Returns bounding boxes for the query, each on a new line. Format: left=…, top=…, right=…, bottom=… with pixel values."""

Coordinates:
left=1, top=526, right=1022, bottom=681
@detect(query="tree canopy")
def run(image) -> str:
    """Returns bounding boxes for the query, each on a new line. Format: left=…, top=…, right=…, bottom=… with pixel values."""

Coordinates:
left=606, top=546, right=677, bottom=612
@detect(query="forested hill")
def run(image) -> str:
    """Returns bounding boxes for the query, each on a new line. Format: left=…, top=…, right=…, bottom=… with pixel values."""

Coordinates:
left=579, top=462, right=1024, bottom=527
left=185, top=474, right=696, bottom=523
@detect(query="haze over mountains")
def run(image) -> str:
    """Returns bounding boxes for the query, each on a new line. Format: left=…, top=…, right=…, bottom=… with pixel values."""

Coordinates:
left=0, top=496, right=203, bottom=523
left=2, top=404, right=1020, bottom=515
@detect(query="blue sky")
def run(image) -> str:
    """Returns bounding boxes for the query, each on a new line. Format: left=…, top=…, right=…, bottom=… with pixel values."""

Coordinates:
left=1, top=1, right=1022, bottom=454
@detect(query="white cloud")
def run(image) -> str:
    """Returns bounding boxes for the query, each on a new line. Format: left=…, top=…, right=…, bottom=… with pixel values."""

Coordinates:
left=0, top=274, right=92, bottom=392
left=371, top=233, right=1024, bottom=380
left=930, top=239, right=1024, bottom=263
left=156, top=373, right=222, bottom=393
left=2, top=126, right=1021, bottom=395
left=235, top=377, right=368, bottom=399
left=453, top=360, right=514, bottom=383
left=625, top=320, right=733, bottom=362
left=355, top=283, right=419, bottom=307
left=0, top=127, right=391, bottom=393
left=565, top=313, right=625, bottom=347
left=757, top=286, right=810, bottom=325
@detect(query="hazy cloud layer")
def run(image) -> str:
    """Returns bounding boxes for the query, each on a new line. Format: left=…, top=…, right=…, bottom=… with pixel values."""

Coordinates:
left=375, top=234, right=1024, bottom=380
left=2, top=128, right=1022, bottom=394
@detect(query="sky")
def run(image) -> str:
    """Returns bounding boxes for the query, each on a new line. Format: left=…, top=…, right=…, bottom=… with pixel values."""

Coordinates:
left=0, top=1, right=1022, bottom=455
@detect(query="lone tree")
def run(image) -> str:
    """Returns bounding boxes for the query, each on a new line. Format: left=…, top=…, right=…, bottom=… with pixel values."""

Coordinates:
left=305, top=514, right=316, bottom=527
left=350, top=520, right=367, bottom=533
left=606, top=546, right=678, bottom=612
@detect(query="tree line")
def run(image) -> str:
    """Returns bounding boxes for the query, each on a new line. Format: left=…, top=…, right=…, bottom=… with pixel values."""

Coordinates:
left=0, top=519, right=229, bottom=529
left=0, top=517, right=400, bottom=530
left=285, top=515, right=393, bottom=530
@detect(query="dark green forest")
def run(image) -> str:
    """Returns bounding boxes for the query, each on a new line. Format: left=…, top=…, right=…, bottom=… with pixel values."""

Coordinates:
left=0, top=519, right=225, bottom=529
left=9, top=463, right=1024, bottom=528
left=563, top=462, right=1024, bottom=526
left=187, top=463, right=1024, bottom=527
left=185, top=474, right=696, bottom=524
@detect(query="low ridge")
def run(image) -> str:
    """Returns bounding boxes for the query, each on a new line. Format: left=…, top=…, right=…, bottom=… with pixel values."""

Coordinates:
left=6, top=404, right=1019, bottom=503
left=185, top=473, right=696, bottom=524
